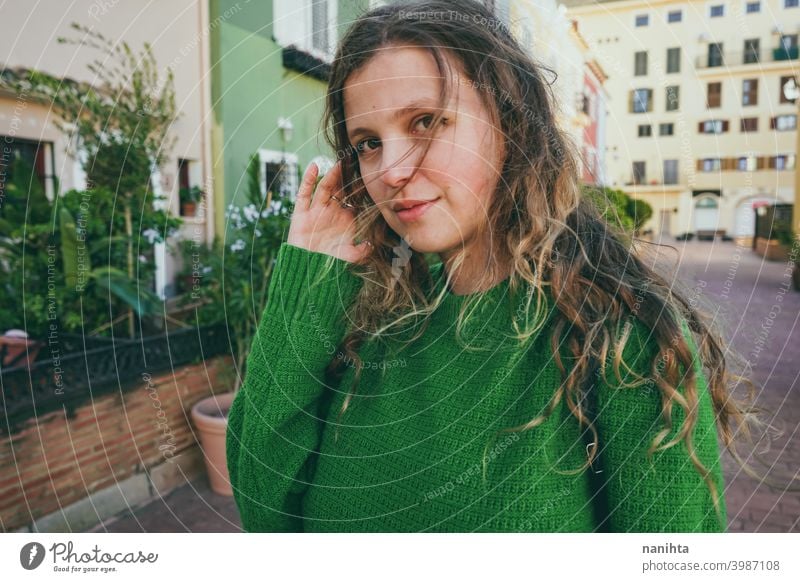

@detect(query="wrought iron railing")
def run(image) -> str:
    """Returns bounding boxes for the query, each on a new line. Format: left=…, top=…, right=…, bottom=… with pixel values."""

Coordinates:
left=0, top=324, right=230, bottom=434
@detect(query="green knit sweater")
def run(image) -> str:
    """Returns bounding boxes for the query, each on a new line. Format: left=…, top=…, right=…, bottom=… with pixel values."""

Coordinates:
left=226, top=242, right=727, bottom=532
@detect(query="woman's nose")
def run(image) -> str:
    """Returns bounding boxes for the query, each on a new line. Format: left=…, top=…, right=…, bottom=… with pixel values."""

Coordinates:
left=379, top=137, right=417, bottom=189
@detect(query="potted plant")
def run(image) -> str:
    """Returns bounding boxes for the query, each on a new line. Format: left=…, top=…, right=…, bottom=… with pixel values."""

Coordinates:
left=775, top=228, right=800, bottom=291
left=185, top=154, right=293, bottom=495
left=179, top=185, right=204, bottom=217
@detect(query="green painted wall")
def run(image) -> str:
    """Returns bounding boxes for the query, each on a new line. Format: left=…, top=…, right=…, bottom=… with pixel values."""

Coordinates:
left=211, top=0, right=371, bottom=238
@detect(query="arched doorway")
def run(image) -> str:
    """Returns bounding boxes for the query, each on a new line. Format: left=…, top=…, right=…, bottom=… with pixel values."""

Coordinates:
left=693, top=195, right=720, bottom=233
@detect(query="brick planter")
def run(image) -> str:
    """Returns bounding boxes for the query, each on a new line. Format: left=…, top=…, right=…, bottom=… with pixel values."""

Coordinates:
left=0, top=354, right=233, bottom=532
left=754, top=237, right=790, bottom=262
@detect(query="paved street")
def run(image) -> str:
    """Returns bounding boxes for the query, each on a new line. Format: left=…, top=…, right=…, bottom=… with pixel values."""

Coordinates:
left=95, top=240, right=799, bottom=533
left=660, top=239, right=800, bottom=533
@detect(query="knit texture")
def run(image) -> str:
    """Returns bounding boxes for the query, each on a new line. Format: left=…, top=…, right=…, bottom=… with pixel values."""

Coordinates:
left=226, top=242, right=728, bottom=532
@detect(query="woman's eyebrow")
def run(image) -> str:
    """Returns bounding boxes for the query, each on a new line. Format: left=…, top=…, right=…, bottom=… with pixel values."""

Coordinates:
left=347, top=98, right=441, bottom=141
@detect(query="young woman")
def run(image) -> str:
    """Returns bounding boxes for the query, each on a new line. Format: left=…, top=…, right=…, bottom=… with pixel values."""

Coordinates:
left=226, top=0, right=755, bottom=532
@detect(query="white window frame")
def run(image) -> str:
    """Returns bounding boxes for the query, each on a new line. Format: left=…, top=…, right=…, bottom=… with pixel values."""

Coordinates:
left=775, top=114, right=797, bottom=130
left=703, top=119, right=724, bottom=134
left=737, top=155, right=756, bottom=171
left=258, top=149, right=300, bottom=202
left=702, top=158, right=721, bottom=172
left=776, top=154, right=796, bottom=169
left=273, top=0, right=338, bottom=62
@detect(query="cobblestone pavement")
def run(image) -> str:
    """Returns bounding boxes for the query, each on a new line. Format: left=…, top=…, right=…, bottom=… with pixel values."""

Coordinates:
left=658, top=239, right=799, bottom=532
left=96, top=240, right=799, bottom=533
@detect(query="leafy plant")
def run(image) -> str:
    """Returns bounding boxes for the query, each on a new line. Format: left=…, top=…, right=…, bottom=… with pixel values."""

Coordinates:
left=0, top=23, right=182, bottom=340
left=582, top=185, right=654, bottom=237
left=177, top=154, right=294, bottom=390
left=179, top=185, right=204, bottom=205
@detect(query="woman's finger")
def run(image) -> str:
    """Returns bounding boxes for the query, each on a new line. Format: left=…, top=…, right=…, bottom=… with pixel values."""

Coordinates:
left=296, top=162, right=319, bottom=210
left=312, top=160, right=343, bottom=208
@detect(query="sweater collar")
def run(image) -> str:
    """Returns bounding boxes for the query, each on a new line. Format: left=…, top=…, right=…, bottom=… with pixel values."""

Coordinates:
left=427, top=262, right=551, bottom=336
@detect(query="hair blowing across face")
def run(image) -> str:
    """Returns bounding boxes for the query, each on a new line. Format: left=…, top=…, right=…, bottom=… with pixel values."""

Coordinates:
left=317, top=0, right=788, bottom=523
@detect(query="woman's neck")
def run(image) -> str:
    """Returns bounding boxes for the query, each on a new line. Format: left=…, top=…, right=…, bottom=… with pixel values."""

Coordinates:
left=439, top=243, right=511, bottom=295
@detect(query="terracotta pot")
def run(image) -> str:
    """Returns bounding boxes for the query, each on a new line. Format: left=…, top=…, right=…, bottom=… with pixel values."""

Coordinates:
left=191, top=392, right=235, bottom=496
left=0, top=331, right=42, bottom=369
left=181, top=201, right=197, bottom=217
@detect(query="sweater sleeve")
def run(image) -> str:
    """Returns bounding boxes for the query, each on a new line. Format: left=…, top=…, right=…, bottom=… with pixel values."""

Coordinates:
left=591, top=320, right=728, bottom=533
left=226, top=242, right=362, bottom=532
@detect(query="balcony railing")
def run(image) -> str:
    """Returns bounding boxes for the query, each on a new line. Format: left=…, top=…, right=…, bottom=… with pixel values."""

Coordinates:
left=695, top=47, right=798, bottom=69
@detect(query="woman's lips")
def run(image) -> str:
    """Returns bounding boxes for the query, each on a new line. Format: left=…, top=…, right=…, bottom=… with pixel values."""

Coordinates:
left=395, top=199, right=438, bottom=223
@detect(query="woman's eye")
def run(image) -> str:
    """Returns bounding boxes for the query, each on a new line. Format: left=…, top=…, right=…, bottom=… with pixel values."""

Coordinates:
left=414, top=114, right=448, bottom=133
left=355, top=138, right=380, bottom=156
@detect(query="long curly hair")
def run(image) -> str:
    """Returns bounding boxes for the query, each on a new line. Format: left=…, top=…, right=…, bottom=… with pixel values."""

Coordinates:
left=317, top=0, right=769, bottom=525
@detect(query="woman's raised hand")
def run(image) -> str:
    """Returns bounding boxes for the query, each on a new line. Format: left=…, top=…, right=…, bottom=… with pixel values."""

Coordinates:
left=287, top=161, right=371, bottom=264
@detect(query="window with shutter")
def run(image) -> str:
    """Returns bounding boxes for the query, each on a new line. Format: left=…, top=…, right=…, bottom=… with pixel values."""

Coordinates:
left=666, top=48, right=680, bottom=73
left=666, top=86, right=679, bottom=111
left=743, top=79, right=758, bottom=105
left=634, top=51, right=648, bottom=76
left=707, top=82, right=721, bottom=107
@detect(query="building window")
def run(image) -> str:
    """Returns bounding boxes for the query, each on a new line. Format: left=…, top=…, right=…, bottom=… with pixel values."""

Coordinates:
left=773, top=154, right=796, bottom=170
left=659, top=123, right=675, bottom=136
left=740, top=117, right=758, bottom=132
left=632, top=161, right=646, bottom=185
left=634, top=51, right=648, bottom=76
left=663, top=160, right=679, bottom=184
left=666, top=47, right=681, bottom=73
left=777, top=34, right=799, bottom=60
left=699, top=119, right=728, bottom=134
left=0, top=136, right=55, bottom=200
left=746, top=1, right=761, bottom=12
left=743, top=39, right=760, bottom=64
left=781, top=33, right=798, bottom=50
left=707, top=82, right=722, bottom=107
left=710, top=5, right=725, bottom=17
left=772, top=114, right=797, bottom=130
left=743, top=79, right=758, bottom=105
left=785, top=0, right=799, bottom=8
left=708, top=43, right=724, bottom=67
left=273, top=0, right=338, bottom=62
left=701, top=158, right=722, bottom=172
left=635, top=14, right=649, bottom=26
left=666, top=85, right=680, bottom=111
left=780, top=75, right=798, bottom=103
left=667, top=10, right=682, bottom=22
left=258, top=149, right=300, bottom=202
left=738, top=156, right=757, bottom=171
left=638, top=124, right=653, bottom=137
left=631, top=88, right=653, bottom=113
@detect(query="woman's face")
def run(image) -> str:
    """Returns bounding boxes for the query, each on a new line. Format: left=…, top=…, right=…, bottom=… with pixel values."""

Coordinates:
left=343, top=45, right=505, bottom=260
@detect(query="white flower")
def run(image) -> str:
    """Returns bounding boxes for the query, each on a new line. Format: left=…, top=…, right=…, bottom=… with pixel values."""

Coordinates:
left=138, top=255, right=147, bottom=263
left=254, top=229, right=262, bottom=238
left=230, top=239, right=246, bottom=253
left=243, top=203, right=260, bottom=222
left=270, top=200, right=284, bottom=215
left=142, top=228, right=159, bottom=244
